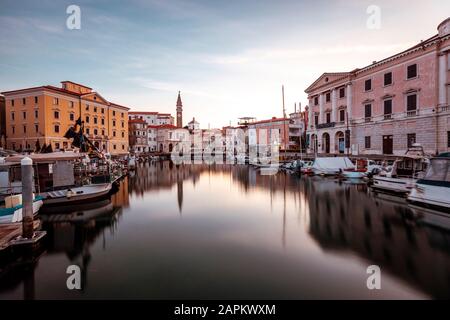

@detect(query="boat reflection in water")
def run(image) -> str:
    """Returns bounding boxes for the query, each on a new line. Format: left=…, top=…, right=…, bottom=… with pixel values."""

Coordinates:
left=0, top=161, right=450, bottom=299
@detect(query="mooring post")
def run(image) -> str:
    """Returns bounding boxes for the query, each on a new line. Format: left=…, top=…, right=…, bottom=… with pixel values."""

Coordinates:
left=21, top=157, right=34, bottom=239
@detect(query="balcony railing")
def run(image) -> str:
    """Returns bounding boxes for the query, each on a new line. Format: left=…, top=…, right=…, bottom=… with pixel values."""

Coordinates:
left=406, top=109, right=418, bottom=117
left=383, top=114, right=392, bottom=120
left=438, top=105, right=450, bottom=113
left=364, top=117, right=372, bottom=122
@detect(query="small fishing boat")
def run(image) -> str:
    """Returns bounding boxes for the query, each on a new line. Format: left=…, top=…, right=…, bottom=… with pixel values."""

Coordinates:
left=342, top=159, right=382, bottom=179
left=0, top=195, right=44, bottom=224
left=407, top=155, right=450, bottom=213
left=41, top=183, right=112, bottom=206
left=371, top=144, right=429, bottom=196
left=342, top=159, right=368, bottom=179
left=1, top=152, right=115, bottom=207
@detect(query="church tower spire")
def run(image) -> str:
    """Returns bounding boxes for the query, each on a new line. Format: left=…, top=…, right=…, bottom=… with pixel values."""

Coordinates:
left=176, top=91, right=183, bottom=128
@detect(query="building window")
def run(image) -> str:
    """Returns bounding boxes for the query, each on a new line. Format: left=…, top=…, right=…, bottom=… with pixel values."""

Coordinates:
left=113, top=131, right=116, bottom=137
left=101, top=118, right=105, bottom=125
left=54, top=125, right=60, bottom=133
left=35, top=110, right=38, bottom=118
left=339, top=109, right=345, bottom=122
left=339, top=87, right=345, bottom=98
left=113, top=144, right=117, bottom=150
left=94, top=117, right=98, bottom=124
left=364, top=104, right=372, bottom=119
left=23, top=125, right=26, bottom=133
left=113, top=120, right=116, bottom=127
left=122, top=132, right=125, bottom=138
left=407, top=64, right=417, bottom=79
left=34, top=96, right=38, bottom=104
left=86, top=105, right=89, bottom=111
left=11, top=112, right=15, bottom=121
left=55, top=142, right=60, bottom=150
left=70, top=113, right=74, bottom=121
left=364, top=79, right=372, bottom=91
left=406, top=94, right=417, bottom=111
left=407, top=133, right=416, bottom=148
left=94, top=107, right=97, bottom=112
left=326, top=112, right=331, bottom=123
left=54, top=111, right=59, bottom=119
left=384, top=99, right=392, bottom=119
left=86, top=128, right=90, bottom=134
left=22, top=111, right=26, bottom=119
left=101, top=108, right=104, bottom=114
left=113, top=111, right=116, bottom=116
left=69, top=101, right=74, bottom=108
left=384, top=72, right=393, bottom=86
left=365, top=136, right=371, bottom=149
left=86, top=116, right=90, bottom=123
left=314, top=114, right=319, bottom=126
left=121, top=112, right=124, bottom=118
left=53, top=98, right=59, bottom=105
left=12, top=126, right=15, bottom=134
left=121, top=121, right=124, bottom=128
left=35, top=124, right=39, bottom=133
left=122, top=145, right=125, bottom=150
left=94, top=129, right=98, bottom=135
left=22, top=98, right=26, bottom=105
left=314, top=97, right=319, bottom=105
left=325, top=92, right=331, bottom=102
left=11, top=99, right=14, bottom=107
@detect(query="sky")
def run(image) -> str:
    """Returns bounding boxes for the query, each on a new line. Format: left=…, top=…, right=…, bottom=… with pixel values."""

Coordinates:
left=0, top=0, right=449, bottom=128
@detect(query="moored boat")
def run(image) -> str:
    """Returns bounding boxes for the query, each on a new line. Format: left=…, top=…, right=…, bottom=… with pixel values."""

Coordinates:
left=371, top=144, right=429, bottom=196
left=1, top=152, right=115, bottom=207
left=41, top=183, right=112, bottom=206
left=0, top=195, right=44, bottom=224
left=311, top=157, right=354, bottom=176
left=407, top=155, right=450, bottom=213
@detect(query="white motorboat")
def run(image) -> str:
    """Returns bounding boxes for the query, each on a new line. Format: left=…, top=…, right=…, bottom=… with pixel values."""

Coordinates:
left=407, top=155, right=450, bottom=213
left=371, top=144, right=429, bottom=196
left=0, top=195, right=44, bottom=224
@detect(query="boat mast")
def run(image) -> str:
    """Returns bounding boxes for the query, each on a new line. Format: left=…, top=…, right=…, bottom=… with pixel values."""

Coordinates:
left=282, top=85, right=287, bottom=160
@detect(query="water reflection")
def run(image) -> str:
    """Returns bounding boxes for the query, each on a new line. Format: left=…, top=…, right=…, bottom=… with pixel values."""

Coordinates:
left=0, top=161, right=449, bottom=299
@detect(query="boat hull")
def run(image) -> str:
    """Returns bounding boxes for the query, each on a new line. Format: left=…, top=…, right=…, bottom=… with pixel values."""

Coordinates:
left=371, top=176, right=415, bottom=195
left=408, top=183, right=450, bottom=213
left=42, top=183, right=112, bottom=206
left=0, top=198, right=43, bottom=224
left=342, top=171, right=366, bottom=179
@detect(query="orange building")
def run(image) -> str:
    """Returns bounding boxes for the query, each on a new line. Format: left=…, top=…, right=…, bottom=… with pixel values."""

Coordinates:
left=1, top=81, right=129, bottom=155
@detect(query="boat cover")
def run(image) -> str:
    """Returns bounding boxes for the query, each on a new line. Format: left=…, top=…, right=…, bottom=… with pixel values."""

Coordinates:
left=312, top=157, right=355, bottom=173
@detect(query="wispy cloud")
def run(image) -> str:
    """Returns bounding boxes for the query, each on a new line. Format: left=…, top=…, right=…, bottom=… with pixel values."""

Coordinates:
left=208, top=43, right=415, bottom=65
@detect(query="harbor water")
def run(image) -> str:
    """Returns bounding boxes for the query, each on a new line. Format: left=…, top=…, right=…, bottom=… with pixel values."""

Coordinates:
left=1, top=161, right=449, bottom=299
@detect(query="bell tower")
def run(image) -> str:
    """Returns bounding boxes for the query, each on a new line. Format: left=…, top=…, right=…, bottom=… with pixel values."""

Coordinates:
left=176, top=91, right=183, bottom=128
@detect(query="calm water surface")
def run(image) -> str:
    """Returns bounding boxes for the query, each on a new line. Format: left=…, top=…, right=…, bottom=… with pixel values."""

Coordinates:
left=1, top=161, right=450, bottom=299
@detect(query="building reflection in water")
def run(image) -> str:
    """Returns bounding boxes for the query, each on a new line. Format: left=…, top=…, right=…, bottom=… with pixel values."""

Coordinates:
left=304, top=177, right=450, bottom=299
left=0, top=182, right=128, bottom=298
left=0, top=161, right=449, bottom=299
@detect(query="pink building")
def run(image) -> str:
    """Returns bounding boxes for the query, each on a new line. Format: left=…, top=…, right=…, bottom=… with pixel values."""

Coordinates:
left=305, top=18, right=450, bottom=156
left=128, top=111, right=174, bottom=125
left=247, top=117, right=290, bottom=151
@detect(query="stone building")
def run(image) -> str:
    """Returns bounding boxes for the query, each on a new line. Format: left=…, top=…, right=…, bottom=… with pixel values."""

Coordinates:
left=305, top=18, right=450, bottom=156
left=1, top=81, right=129, bottom=155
